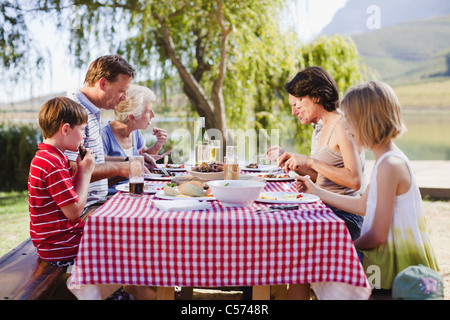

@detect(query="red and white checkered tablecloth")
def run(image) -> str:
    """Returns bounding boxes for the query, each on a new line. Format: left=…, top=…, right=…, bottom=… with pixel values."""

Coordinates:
left=69, top=181, right=371, bottom=299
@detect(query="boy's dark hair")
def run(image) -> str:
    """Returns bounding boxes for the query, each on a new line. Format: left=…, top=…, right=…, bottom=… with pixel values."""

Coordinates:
left=284, top=66, right=340, bottom=112
left=39, top=97, right=88, bottom=139
left=84, top=54, right=136, bottom=86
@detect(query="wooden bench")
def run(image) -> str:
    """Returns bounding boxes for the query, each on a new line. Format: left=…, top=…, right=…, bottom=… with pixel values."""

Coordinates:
left=177, top=285, right=287, bottom=300
left=369, top=289, right=393, bottom=300
left=0, top=205, right=101, bottom=300
left=0, top=238, right=75, bottom=300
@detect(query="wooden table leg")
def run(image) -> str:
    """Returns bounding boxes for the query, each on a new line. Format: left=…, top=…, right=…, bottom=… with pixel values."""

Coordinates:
left=252, top=285, right=270, bottom=300
left=156, top=287, right=175, bottom=300
left=180, top=287, right=193, bottom=300
left=270, top=285, right=288, bottom=300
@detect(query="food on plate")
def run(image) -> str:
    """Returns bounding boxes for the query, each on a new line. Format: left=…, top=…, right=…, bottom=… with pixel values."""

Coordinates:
left=178, top=180, right=206, bottom=197
left=258, top=193, right=277, bottom=200
left=149, top=169, right=175, bottom=177
left=192, top=162, right=224, bottom=172
left=163, top=182, right=181, bottom=196
left=257, top=174, right=289, bottom=179
left=246, top=163, right=259, bottom=169
left=165, top=164, right=185, bottom=169
left=171, top=175, right=203, bottom=186
left=281, top=194, right=304, bottom=200
left=78, top=145, right=87, bottom=160
left=258, top=193, right=304, bottom=201
left=163, top=180, right=213, bottom=198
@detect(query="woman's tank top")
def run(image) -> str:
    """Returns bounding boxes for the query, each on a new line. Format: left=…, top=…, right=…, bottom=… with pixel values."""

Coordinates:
left=311, top=121, right=359, bottom=196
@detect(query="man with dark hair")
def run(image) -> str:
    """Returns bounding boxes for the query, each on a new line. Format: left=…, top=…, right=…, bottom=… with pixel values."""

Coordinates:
left=66, top=55, right=157, bottom=300
left=66, top=55, right=137, bottom=208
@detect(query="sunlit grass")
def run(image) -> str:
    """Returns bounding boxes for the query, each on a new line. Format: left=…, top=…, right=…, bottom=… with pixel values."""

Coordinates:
left=394, top=79, right=450, bottom=108
left=0, top=191, right=29, bottom=257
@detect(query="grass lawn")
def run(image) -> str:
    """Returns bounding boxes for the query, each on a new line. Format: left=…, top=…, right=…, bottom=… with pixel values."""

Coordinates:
left=393, top=79, right=450, bottom=109
left=0, top=191, right=30, bottom=257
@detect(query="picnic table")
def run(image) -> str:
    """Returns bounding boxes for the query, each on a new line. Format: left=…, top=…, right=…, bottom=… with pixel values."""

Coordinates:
left=68, top=178, right=371, bottom=300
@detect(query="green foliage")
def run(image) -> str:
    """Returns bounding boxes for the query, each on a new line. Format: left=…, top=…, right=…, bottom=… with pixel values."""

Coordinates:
left=0, top=124, right=41, bottom=191
left=244, top=34, right=365, bottom=155
left=0, top=1, right=46, bottom=87
left=0, top=1, right=365, bottom=157
left=301, top=35, right=365, bottom=95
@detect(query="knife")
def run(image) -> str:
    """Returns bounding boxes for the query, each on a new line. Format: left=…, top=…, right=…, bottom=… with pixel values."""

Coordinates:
left=255, top=204, right=299, bottom=214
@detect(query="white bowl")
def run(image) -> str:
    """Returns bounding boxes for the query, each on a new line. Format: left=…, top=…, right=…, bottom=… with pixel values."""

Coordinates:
left=189, top=170, right=224, bottom=182
left=207, top=180, right=266, bottom=207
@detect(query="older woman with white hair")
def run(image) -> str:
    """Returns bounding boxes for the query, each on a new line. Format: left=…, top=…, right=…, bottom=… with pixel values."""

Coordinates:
left=101, top=84, right=168, bottom=161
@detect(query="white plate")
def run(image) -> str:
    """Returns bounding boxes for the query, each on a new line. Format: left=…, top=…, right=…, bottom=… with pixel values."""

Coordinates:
left=241, top=164, right=278, bottom=172
left=145, top=173, right=176, bottom=181
left=247, top=173, right=294, bottom=182
left=256, top=192, right=320, bottom=204
left=115, top=182, right=162, bottom=194
left=156, top=164, right=188, bottom=172
left=154, top=190, right=216, bottom=201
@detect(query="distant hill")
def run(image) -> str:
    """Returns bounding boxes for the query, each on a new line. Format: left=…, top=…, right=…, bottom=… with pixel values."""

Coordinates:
left=0, top=92, right=65, bottom=112
left=351, top=14, right=450, bottom=84
left=321, top=0, right=450, bottom=85
left=323, top=0, right=450, bottom=36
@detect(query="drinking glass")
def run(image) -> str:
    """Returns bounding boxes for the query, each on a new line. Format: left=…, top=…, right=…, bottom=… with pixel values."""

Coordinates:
left=129, top=155, right=145, bottom=198
left=209, top=140, right=221, bottom=163
left=197, top=141, right=211, bottom=164
left=226, top=146, right=238, bottom=163
left=224, top=146, right=239, bottom=180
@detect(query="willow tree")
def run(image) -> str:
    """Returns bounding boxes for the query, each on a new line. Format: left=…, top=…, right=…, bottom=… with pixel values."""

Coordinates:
left=1, top=1, right=293, bottom=137
left=1, top=1, right=365, bottom=154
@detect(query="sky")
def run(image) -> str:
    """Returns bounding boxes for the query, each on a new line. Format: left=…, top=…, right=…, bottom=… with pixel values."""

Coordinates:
left=0, top=0, right=348, bottom=104
left=281, top=0, right=348, bottom=42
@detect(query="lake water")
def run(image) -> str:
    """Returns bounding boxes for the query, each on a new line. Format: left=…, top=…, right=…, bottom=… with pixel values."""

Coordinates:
left=4, top=109, right=448, bottom=161
left=378, top=111, right=450, bottom=161
left=145, top=111, right=450, bottom=161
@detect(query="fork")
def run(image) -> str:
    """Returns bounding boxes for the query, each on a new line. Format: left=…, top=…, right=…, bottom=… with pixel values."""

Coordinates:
left=160, top=167, right=171, bottom=176
left=281, top=182, right=296, bottom=191
left=266, top=167, right=284, bottom=175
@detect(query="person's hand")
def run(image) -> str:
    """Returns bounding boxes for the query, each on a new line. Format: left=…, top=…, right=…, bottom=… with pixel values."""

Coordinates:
left=293, top=175, right=317, bottom=195
left=281, top=153, right=313, bottom=173
left=153, top=127, right=168, bottom=146
left=77, top=147, right=95, bottom=175
left=151, top=148, right=173, bottom=161
left=277, top=152, right=292, bottom=169
left=266, top=145, right=285, bottom=162
left=142, top=153, right=157, bottom=170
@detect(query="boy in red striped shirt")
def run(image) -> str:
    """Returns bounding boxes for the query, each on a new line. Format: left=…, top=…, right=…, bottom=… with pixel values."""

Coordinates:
left=28, top=97, right=95, bottom=266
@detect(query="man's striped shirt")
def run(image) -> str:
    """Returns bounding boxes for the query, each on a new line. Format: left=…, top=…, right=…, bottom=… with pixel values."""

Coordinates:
left=28, top=143, right=84, bottom=262
left=66, top=89, right=108, bottom=207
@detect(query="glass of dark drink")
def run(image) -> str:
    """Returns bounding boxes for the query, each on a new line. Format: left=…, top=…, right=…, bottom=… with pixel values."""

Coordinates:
left=129, top=155, right=145, bottom=198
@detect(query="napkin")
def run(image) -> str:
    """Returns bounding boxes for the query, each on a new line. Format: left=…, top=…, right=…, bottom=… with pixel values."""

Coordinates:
left=153, top=200, right=211, bottom=211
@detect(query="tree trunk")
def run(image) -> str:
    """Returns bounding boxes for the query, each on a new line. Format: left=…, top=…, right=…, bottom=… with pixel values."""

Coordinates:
left=153, top=6, right=232, bottom=148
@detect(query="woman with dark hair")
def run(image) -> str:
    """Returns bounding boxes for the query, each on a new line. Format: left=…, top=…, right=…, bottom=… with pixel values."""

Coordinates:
left=278, top=67, right=365, bottom=240
left=284, top=66, right=340, bottom=112
left=277, top=67, right=365, bottom=300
